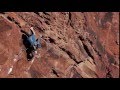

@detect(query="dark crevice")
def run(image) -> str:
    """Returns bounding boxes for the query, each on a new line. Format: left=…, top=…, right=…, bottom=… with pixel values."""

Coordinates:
left=48, top=37, right=55, bottom=44
left=52, top=69, right=59, bottom=77
left=78, top=61, right=84, bottom=64
left=116, top=40, right=119, bottom=45
left=61, top=12, right=68, bottom=15
left=94, top=49, right=102, bottom=57
left=87, top=38, right=102, bottom=57
left=68, top=12, right=73, bottom=27
left=0, top=12, right=5, bottom=14
left=78, top=31, right=105, bottom=65
left=78, top=35, right=84, bottom=41
left=15, top=21, right=21, bottom=28
left=42, top=15, right=51, bottom=25
left=79, top=35, right=94, bottom=59
left=106, top=69, right=113, bottom=78
left=44, top=17, right=51, bottom=21
left=82, top=43, right=94, bottom=60
left=43, top=12, right=50, bottom=16
left=58, top=37, right=61, bottom=39
left=70, top=22, right=73, bottom=28
left=34, top=12, right=50, bottom=22
left=7, top=16, right=13, bottom=21
left=60, top=47, right=80, bottom=64
left=38, top=19, right=42, bottom=24
left=83, top=14, right=88, bottom=28
left=68, top=12, right=71, bottom=20
left=87, top=39, right=93, bottom=45
left=34, top=12, right=40, bottom=16
left=45, top=21, right=50, bottom=25
left=78, top=34, right=96, bottom=61
left=7, top=16, right=21, bottom=28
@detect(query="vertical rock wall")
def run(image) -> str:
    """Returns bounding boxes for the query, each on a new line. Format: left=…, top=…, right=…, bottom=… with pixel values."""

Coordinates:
left=0, top=12, right=119, bottom=78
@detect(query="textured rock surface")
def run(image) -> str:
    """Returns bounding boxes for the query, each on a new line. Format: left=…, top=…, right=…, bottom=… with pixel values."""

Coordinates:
left=0, top=12, right=119, bottom=78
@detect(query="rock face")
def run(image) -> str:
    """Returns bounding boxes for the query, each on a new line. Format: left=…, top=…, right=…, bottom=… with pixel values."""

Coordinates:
left=0, top=12, right=119, bottom=78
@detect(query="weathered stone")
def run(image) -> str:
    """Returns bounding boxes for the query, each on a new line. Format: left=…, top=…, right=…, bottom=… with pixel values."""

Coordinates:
left=0, top=12, right=119, bottom=78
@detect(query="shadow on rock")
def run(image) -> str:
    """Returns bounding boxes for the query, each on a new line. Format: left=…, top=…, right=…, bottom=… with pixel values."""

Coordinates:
left=22, top=34, right=34, bottom=60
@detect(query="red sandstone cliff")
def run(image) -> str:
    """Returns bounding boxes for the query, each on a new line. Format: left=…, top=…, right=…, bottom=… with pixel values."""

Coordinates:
left=0, top=12, right=119, bottom=78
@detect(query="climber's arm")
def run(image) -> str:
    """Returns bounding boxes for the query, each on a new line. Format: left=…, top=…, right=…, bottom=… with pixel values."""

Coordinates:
left=30, top=27, right=35, bottom=35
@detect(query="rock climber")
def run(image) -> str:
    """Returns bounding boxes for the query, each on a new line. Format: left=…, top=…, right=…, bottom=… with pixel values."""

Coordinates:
left=21, top=27, right=41, bottom=60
